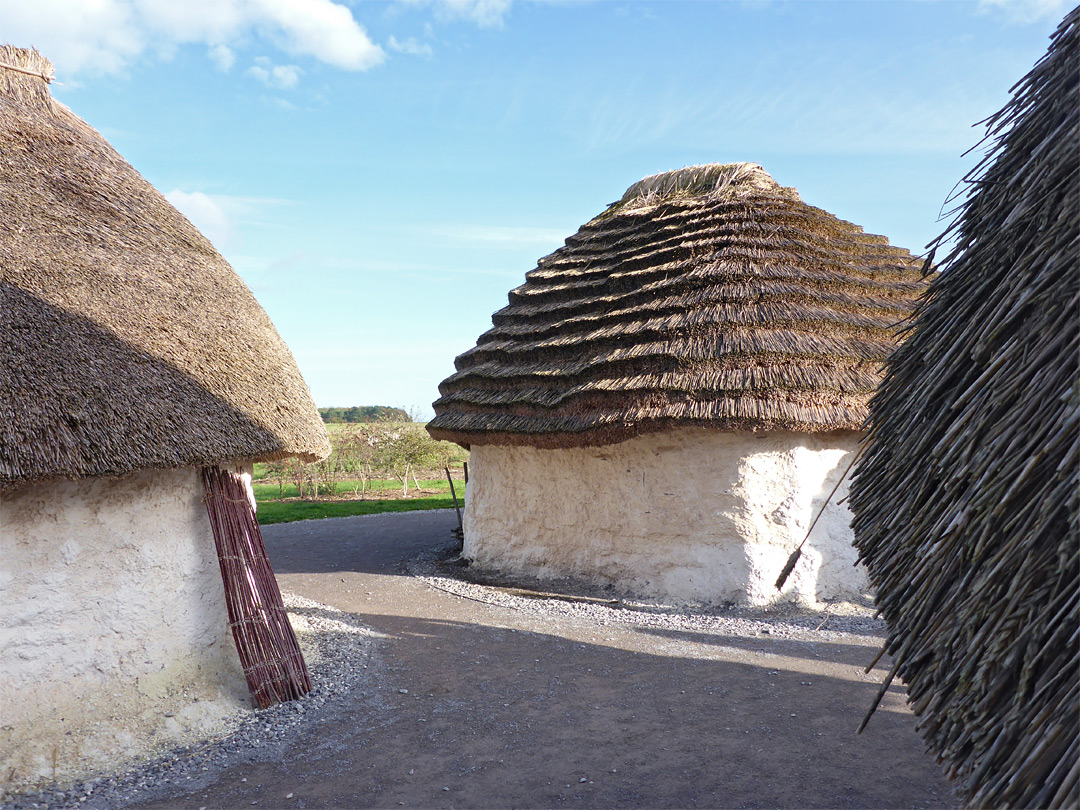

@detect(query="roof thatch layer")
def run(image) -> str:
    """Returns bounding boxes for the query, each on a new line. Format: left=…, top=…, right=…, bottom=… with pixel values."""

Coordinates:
left=429, top=163, right=928, bottom=449
left=0, top=47, right=330, bottom=489
left=848, top=10, right=1078, bottom=808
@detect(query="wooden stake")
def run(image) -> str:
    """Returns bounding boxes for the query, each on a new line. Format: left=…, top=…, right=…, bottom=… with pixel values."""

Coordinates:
left=446, top=465, right=463, bottom=534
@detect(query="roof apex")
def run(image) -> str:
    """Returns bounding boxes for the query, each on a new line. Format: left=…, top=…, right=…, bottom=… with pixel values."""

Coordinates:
left=0, top=45, right=55, bottom=108
left=615, top=163, right=795, bottom=211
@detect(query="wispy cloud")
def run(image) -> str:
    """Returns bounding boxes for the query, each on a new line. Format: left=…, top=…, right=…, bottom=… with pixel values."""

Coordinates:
left=429, top=224, right=568, bottom=247
left=0, top=0, right=385, bottom=76
left=269, top=96, right=298, bottom=111
left=321, top=255, right=524, bottom=279
left=246, top=56, right=303, bottom=89
left=207, top=43, right=235, bottom=71
left=977, top=0, right=1071, bottom=23
left=163, top=190, right=291, bottom=249
left=388, top=35, right=434, bottom=57
left=165, top=190, right=235, bottom=248
left=565, top=40, right=1020, bottom=158
left=397, top=0, right=513, bottom=28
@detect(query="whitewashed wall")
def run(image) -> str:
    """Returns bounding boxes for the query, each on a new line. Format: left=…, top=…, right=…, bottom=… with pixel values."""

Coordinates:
left=464, top=428, right=867, bottom=606
left=0, top=467, right=248, bottom=789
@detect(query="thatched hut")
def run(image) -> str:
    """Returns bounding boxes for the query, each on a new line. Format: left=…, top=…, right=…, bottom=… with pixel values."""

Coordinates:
left=0, top=47, right=330, bottom=789
left=848, top=10, right=1078, bottom=808
left=429, top=163, right=929, bottom=606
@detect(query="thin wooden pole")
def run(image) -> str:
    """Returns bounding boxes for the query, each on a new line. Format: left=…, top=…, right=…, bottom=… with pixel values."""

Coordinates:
left=446, top=465, right=463, bottom=534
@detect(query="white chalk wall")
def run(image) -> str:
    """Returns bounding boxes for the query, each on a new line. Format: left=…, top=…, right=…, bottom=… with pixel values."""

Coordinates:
left=464, top=428, right=867, bottom=606
left=0, top=467, right=248, bottom=790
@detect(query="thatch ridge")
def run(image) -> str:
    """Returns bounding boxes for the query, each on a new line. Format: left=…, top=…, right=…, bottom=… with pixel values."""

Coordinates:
left=430, top=163, right=929, bottom=448
left=614, top=162, right=794, bottom=212
left=848, top=9, right=1078, bottom=808
left=1, top=46, right=330, bottom=489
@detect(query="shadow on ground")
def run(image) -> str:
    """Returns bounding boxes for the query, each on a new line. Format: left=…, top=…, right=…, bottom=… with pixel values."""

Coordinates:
left=124, top=600, right=954, bottom=809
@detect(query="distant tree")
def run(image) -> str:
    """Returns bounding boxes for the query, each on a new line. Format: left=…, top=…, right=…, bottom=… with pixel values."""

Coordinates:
left=265, top=460, right=289, bottom=498
left=336, top=424, right=383, bottom=498
left=373, top=417, right=446, bottom=495
left=312, top=448, right=343, bottom=499
left=278, top=457, right=313, bottom=499
left=372, top=406, right=410, bottom=422
left=319, top=406, right=410, bottom=424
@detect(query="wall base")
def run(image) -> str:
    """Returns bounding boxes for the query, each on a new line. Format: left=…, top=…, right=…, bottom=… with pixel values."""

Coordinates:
left=464, top=428, right=868, bottom=607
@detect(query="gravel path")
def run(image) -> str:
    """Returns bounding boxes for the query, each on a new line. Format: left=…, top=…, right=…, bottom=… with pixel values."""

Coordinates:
left=3, top=511, right=958, bottom=810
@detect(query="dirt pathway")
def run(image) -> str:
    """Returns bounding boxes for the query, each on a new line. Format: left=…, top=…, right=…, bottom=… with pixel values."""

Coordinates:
left=125, top=511, right=956, bottom=809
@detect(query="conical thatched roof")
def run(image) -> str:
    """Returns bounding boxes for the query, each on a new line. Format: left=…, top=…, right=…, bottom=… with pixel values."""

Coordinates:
left=849, top=10, right=1078, bottom=809
left=429, top=163, right=928, bottom=449
left=0, top=47, right=330, bottom=489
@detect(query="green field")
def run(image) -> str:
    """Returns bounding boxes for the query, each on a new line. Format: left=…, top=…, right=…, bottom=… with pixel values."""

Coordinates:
left=256, top=492, right=462, bottom=525
left=252, top=477, right=455, bottom=501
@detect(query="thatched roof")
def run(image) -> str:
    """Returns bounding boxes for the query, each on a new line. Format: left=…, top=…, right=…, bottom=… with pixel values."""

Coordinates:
left=848, top=9, right=1078, bottom=808
left=429, top=163, right=929, bottom=449
left=0, top=47, right=330, bottom=489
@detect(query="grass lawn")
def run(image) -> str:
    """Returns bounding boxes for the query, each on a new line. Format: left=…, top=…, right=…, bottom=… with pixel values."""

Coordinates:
left=253, top=473, right=464, bottom=525
left=252, top=477, right=455, bottom=501
left=256, top=493, right=461, bottom=525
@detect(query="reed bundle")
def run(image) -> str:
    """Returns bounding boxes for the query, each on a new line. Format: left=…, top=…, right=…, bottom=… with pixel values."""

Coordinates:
left=428, top=163, right=928, bottom=449
left=202, top=466, right=311, bottom=709
left=849, top=9, right=1078, bottom=808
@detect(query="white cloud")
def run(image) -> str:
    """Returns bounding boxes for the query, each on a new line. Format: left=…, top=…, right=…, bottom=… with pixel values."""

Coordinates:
left=388, top=35, right=434, bottom=57
left=977, top=0, right=1071, bottom=23
left=442, top=0, right=512, bottom=27
left=250, top=0, right=385, bottom=69
left=398, top=0, right=513, bottom=28
left=134, top=0, right=246, bottom=41
left=0, top=0, right=385, bottom=77
left=208, top=43, right=235, bottom=71
left=247, top=64, right=271, bottom=84
left=0, top=0, right=142, bottom=75
left=246, top=59, right=303, bottom=89
left=274, top=65, right=301, bottom=91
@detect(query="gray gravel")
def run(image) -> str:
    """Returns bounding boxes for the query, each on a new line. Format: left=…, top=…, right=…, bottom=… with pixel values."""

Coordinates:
left=409, top=548, right=888, bottom=643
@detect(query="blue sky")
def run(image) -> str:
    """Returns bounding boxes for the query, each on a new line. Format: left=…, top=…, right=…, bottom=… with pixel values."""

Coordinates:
left=0, top=0, right=1069, bottom=418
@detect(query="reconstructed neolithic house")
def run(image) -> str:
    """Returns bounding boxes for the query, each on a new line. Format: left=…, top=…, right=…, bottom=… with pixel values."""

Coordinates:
left=429, top=162, right=928, bottom=606
left=0, top=47, right=329, bottom=788
left=849, top=10, right=1078, bottom=808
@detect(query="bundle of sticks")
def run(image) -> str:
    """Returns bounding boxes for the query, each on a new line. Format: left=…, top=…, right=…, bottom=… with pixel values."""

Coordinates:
left=202, top=465, right=311, bottom=709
